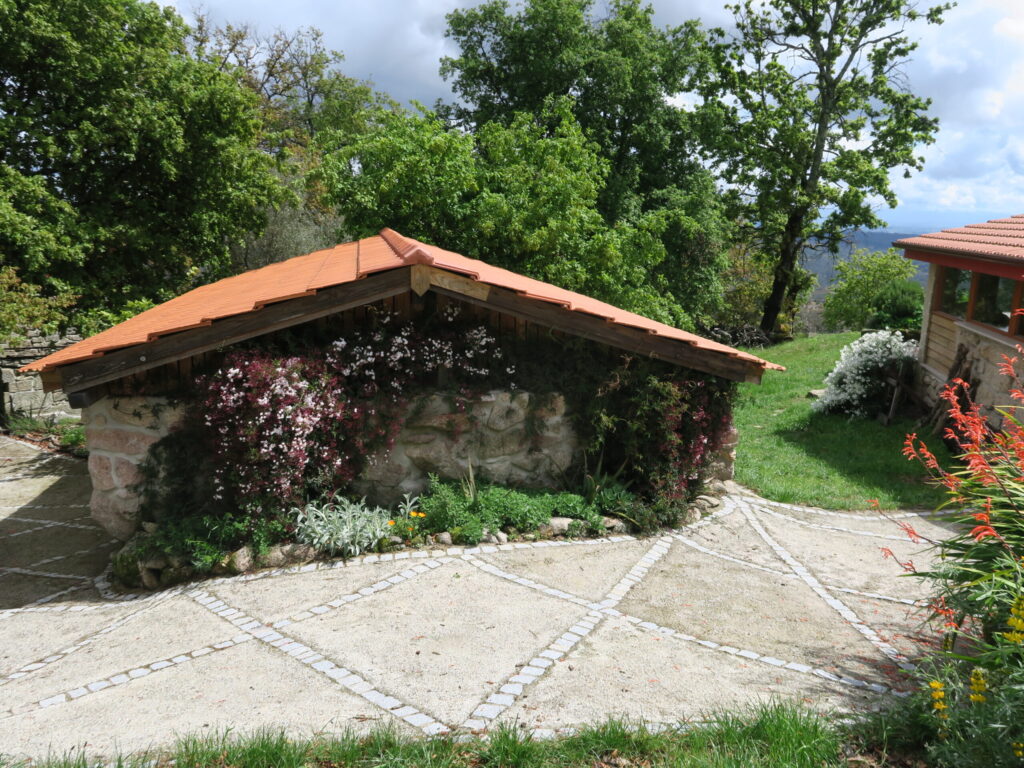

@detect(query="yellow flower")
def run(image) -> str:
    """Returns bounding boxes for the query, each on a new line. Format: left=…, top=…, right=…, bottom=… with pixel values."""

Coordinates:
left=970, top=668, right=987, bottom=697
left=931, top=689, right=945, bottom=700
left=968, top=693, right=986, bottom=703
left=1013, top=742, right=1024, bottom=758
left=387, top=520, right=395, bottom=526
left=929, top=680, right=944, bottom=690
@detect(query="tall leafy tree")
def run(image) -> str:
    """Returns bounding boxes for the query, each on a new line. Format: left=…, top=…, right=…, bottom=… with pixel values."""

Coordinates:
left=437, top=0, right=731, bottom=325
left=188, top=16, right=396, bottom=156
left=0, top=0, right=281, bottom=329
left=187, top=16, right=399, bottom=270
left=440, top=0, right=705, bottom=223
left=700, top=0, right=950, bottom=334
left=315, top=101, right=716, bottom=327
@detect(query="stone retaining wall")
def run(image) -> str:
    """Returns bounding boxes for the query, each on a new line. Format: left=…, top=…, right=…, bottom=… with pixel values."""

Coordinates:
left=84, top=397, right=184, bottom=539
left=917, top=320, right=1022, bottom=427
left=1, top=330, right=82, bottom=421
left=83, top=389, right=737, bottom=538
left=355, top=391, right=577, bottom=505
left=706, top=420, right=738, bottom=481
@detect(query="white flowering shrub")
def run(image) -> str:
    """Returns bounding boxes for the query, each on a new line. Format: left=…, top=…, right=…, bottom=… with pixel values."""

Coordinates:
left=813, top=330, right=918, bottom=418
left=293, top=494, right=392, bottom=557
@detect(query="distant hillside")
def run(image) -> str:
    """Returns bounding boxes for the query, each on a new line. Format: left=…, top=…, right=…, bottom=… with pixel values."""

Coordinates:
left=804, top=230, right=928, bottom=300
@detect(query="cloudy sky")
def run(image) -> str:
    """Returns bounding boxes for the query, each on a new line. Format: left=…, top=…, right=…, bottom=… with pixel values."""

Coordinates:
left=169, top=0, right=1024, bottom=235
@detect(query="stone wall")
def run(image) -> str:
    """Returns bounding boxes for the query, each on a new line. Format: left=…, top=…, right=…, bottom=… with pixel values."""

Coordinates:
left=83, top=397, right=184, bottom=540
left=705, top=419, right=738, bottom=482
left=917, top=318, right=1021, bottom=427
left=1, top=330, right=82, bottom=421
left=81, top=387, right=738, bottom=538
left=355, top=391, right=577, bottom=505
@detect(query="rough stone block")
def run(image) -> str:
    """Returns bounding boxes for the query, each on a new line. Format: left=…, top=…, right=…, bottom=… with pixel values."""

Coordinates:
left=90, top=488, right=140, bottom=540
left=112, top=457, right=142, bottom=489
left=88, top=453, right=117, bottom=492
left=85, top=427, right=159, bottom=457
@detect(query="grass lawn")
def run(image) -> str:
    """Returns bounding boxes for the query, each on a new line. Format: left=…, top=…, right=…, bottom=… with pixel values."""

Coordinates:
left=735, top=333, right=952, bottom=510
left=0, top=704, right=857, bottom=768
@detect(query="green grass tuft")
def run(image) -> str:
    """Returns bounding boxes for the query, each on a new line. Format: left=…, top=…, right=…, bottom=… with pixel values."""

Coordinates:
left=735, top=333, right=951, bottom=509
left=1, top=704, right=851, bottom=768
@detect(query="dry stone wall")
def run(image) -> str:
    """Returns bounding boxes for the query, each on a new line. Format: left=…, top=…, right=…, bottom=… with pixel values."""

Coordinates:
left=355, top=391, right=577, bottom=505
left=705, top=420, right=738, bottom=482
left=1, top=330, right=82, bottom=421
left=84, top=397, right=185, bottom=540
left=81, top=388, right=737, bottom=539
left=917, top=321, right=1022, bottom=427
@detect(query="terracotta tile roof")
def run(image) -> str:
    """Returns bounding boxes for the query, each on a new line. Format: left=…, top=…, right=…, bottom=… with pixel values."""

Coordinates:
left=894, top=215, right=1024, bottom=263
left=23, top=229, right=781, bottom=374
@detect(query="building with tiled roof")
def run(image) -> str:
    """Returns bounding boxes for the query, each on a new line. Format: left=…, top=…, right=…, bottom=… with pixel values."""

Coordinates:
left=24, top=229, right=780, bottom=540
left=895, top=215, right=1024, bottom=413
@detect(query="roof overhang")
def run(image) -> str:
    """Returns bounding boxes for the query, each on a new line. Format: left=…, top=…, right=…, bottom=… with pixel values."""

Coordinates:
left=24, top=229, right=782, bottom=404
left=899, top=246, right=1024, bottom=280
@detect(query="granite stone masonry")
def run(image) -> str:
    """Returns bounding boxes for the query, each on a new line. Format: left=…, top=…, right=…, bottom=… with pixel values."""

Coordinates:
left=83, top=397, right=185, bottom=540
left=918, top=321, right=1022, bottom=428
left=354, top=391, right=578, bottom=505
left=1, top=330, right=82, bottom=421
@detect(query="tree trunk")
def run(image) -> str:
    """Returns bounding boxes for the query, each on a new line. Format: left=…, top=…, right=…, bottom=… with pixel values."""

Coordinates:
left=759, top=213, right=805, bottom=334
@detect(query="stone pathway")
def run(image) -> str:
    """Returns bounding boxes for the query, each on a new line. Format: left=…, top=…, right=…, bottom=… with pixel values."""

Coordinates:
left=0, top=436, right=953, bottom=760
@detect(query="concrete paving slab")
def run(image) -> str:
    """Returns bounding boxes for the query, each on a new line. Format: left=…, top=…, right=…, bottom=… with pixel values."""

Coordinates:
left=0, top=610, right=120, bottom=677
left=285, top=559, right=587, bottom=727
left=1, top=596, right=234, bottom=703
left=41, top=540, right=121, bottom=578
left=616, top=543, right=905, bottom=688
left=0, top=518, right=44, bottom=537
left=1, top=640, right=414, bottom=760
left=758, top=515, right=934, bottom=600
left=0, top=525, right=112, bottom=570
left=496, top=615, right=877, bottom=731
left=0, top=571, right=91, bottom=610
left=0, top=437, right=944, bottom=760
left=841, top=594, right=938, bottom=664
left=2, top=503, right=93, bottom=524
left=0, top=441, right=49, bottom=460
left=0, top=475, right=91, bottom=506
left=210, top=560, right=419, bottom=623
left=683, top=510, right=787, bottom=572
left=478, top=539, right=651, bottom=601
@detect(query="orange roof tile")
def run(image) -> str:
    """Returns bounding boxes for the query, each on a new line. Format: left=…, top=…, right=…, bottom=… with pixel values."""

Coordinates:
left=895, top=215, right=1024, bottom=263
left=23, top=229, right=781, bottom=375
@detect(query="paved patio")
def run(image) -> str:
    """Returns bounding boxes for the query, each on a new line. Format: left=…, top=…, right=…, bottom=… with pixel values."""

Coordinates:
left=0, top=436, right=954, bottom=760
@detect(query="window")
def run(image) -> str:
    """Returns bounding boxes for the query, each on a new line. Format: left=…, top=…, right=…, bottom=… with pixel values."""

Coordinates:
left=972, top=274, right=1017, bottom=332
left=937, top=267, right=970, bottom=318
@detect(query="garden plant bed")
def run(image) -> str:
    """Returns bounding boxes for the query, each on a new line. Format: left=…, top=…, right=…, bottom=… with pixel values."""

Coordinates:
left=111, top=486, right=730, bottom=592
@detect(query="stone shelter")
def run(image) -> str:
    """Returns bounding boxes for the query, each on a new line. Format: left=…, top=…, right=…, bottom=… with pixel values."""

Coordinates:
left=896, top=215, right=1024, bottom=418
left=23, top=228, right=781, bottom=540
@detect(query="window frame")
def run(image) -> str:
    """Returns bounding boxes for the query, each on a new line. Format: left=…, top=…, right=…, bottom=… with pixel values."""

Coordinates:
left=933, top=265, right=1024, bottom=337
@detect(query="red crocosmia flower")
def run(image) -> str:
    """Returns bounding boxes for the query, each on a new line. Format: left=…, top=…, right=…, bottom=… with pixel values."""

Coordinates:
left=899, top=521, right=923, bottom=543
left=970, top=525, right=999, bottom=542
left=940, top=474, right=962, bottom=491
left=868, top=498, right=881, bottom=511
